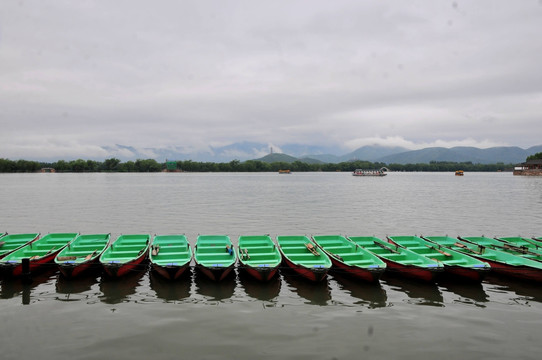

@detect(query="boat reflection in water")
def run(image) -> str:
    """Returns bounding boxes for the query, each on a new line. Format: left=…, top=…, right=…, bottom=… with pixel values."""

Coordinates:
left=332, top=273, right=388, bottom=308
left=194, top=268, right=236, bottom=301
left=437, top=278, right=488, bottom=306
left=56, top=273, right=100, bottom=301
left=381, top=274, right=444, bottom=306
left=485, top=274, right=542, bottom=303
left=149, top=269, right=191, bottom=302
left=1, top=268, right=57, bottom=304
left=99, top=267, right=146, bottom=304
left=281, top=267, right=331, bottom=305
left=238, top=270, right=281, bottom=301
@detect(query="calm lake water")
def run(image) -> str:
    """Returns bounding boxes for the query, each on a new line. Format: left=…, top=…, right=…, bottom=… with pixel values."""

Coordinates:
left=1, top=172, right=542, bottom=360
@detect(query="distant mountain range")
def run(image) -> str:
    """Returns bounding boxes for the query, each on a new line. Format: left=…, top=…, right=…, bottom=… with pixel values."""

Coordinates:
left=101, top=142, right=542, bottom=165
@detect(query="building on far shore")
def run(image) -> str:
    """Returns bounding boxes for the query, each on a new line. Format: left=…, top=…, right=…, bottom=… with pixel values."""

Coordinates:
left=513, top=160, right=542, bottom=176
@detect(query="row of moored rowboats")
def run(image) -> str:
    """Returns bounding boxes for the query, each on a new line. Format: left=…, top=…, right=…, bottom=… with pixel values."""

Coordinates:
left=1, top=232, right=542, bottom=283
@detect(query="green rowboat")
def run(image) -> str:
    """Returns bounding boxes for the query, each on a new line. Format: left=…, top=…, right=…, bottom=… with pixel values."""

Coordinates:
left=348, top=236, right=442, bottom=282
left=461, top=236, right=542, bottom=262
left=429, top=236, right=542, bottom=282
left=276, top=235, right=332, bottom=282
left=194, top=235, right=236, bottom=281
left=497, top=237, right=542, bottom=255
left=150, top=235, right=192, bottom=280
left=312, top=235, right=386, bottom=282
left=236, top=235, right=282, bottom=282
left=54, top=234, right=111, bottom=278
left=0, top=233, right=78, bottom=277
left=0, top=233, right=40, bottom=259
left=388, top=235, right=490, bottom=281
left=99, top=234, right=150, bottom=277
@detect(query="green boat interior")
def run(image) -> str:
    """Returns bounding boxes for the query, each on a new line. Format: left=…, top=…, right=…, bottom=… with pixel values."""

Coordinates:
left=55, top=234, right=110, bottom=263
left=101, top=235, right=150, bottom=263
left=4, top=233, right=77, bottom=260
left=312, top=235, right=385, bottom=267
left=390, top=236, right=487, bottom=267
left=276, top=236, right=331, bottom=267
left=151, top=235, right=191, bottom=265
left=349, top=236, right=436, bottom=267
left=195, top=235, right=236, bottom=267
left=237, top=236, right=281, bottom=266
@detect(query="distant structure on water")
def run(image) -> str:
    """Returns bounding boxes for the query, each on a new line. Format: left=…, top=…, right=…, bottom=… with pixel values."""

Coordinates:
left=40, top=168, right=56, bottom=173
left=514, top=160, right=542, bottom=176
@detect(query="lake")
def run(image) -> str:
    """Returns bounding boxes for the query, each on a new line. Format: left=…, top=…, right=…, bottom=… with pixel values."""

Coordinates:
left=1, top=172, right=542, bottom=359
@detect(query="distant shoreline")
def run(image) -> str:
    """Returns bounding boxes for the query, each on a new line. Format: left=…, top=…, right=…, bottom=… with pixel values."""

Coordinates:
left=0, top=158, right=513, bottom=173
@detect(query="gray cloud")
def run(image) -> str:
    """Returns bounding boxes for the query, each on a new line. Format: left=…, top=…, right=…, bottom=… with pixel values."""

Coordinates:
left=1, top=0, right=541, bottom=160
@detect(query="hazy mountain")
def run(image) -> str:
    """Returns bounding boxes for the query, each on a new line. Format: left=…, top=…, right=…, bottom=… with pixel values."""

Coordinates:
left=99, top=142, right=542, bottom=164
left=339, top=145, right=409, bottom=162
left=377, top=146, right=539, bottom=164
left=255, top=153, right=300, bottom=163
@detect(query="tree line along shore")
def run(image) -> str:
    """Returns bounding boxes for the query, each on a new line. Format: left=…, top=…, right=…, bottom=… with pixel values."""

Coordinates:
left=0, top=157, right=514, bottom=173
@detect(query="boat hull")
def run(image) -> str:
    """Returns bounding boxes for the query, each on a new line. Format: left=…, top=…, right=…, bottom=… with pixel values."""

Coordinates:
left=196, top=263, right=234, bottom=281
left=239, top=264, right=279, bottom=282
left=2, top=251, right=60, bottom=277
left=441, top=265, right=489, bottom=282
left=58, top=259, right=100, bottom=278
left=381, top=258, right=440, bottom=282
left=102, top=255, right=147, bottom=277
left=152, top=263, right=190, bottom=280
left=281, top=256, right=328, bottom=282
left=328, top=256, right=383, bottom=282
left=470, top=257, right=542, bottom=282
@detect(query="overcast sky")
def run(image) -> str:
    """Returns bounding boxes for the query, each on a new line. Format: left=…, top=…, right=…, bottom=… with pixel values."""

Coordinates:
left=1, top=0, right=541, bottom=160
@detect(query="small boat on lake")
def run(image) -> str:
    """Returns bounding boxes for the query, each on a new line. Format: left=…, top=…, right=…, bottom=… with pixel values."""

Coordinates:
left=149, top=235, right=192, bottom=280
left=312, top=235, right=386, bottom=282
left=99, top=234, right=150, bottom=277
left=352, top=168, right=387, bottom=176
left=0, top=233, right=78, bottom=277
left=349, top=236, right=442, bottom=282
left=54, top=234, right=111, bottom=278
left=431, top=237, right=542, bottom=282
left=194, top=235, right=236, bottom=281
left=455, top=170, right=464, bottom=176
left=0, top=233, right=40, bottom=259
left=276, top=235, right=332, bottom=282
left=237, top=235, right=282, bottom=282
left=463, top=236, right=542, bottom=261
left=400, top=236, right=491, bottom=281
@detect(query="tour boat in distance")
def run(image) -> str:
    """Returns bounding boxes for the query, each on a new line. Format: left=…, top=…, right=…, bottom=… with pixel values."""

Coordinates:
left=352, top=168, right=388, bottom=176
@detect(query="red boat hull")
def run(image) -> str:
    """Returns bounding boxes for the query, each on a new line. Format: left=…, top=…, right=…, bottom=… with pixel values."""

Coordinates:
left=382, top=259, right=440, bottom=282
left=3, top=251, right=61, bottom=277
left=282, top=256, right=328, bottom=282
left=329, top=256, right=383, bottom=283
left=442, top=265, right=489, bottom=282
left=102, top=255, right=147, bottom=277
left=152, top=263, right=190, bottom=280
left=240, top=264, right=279, bottom=282
left=58, top=259, right=100, bottom=278
left=478, top=259, right=542, bottom=282
left=196, top=264, right=234, bottom=281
